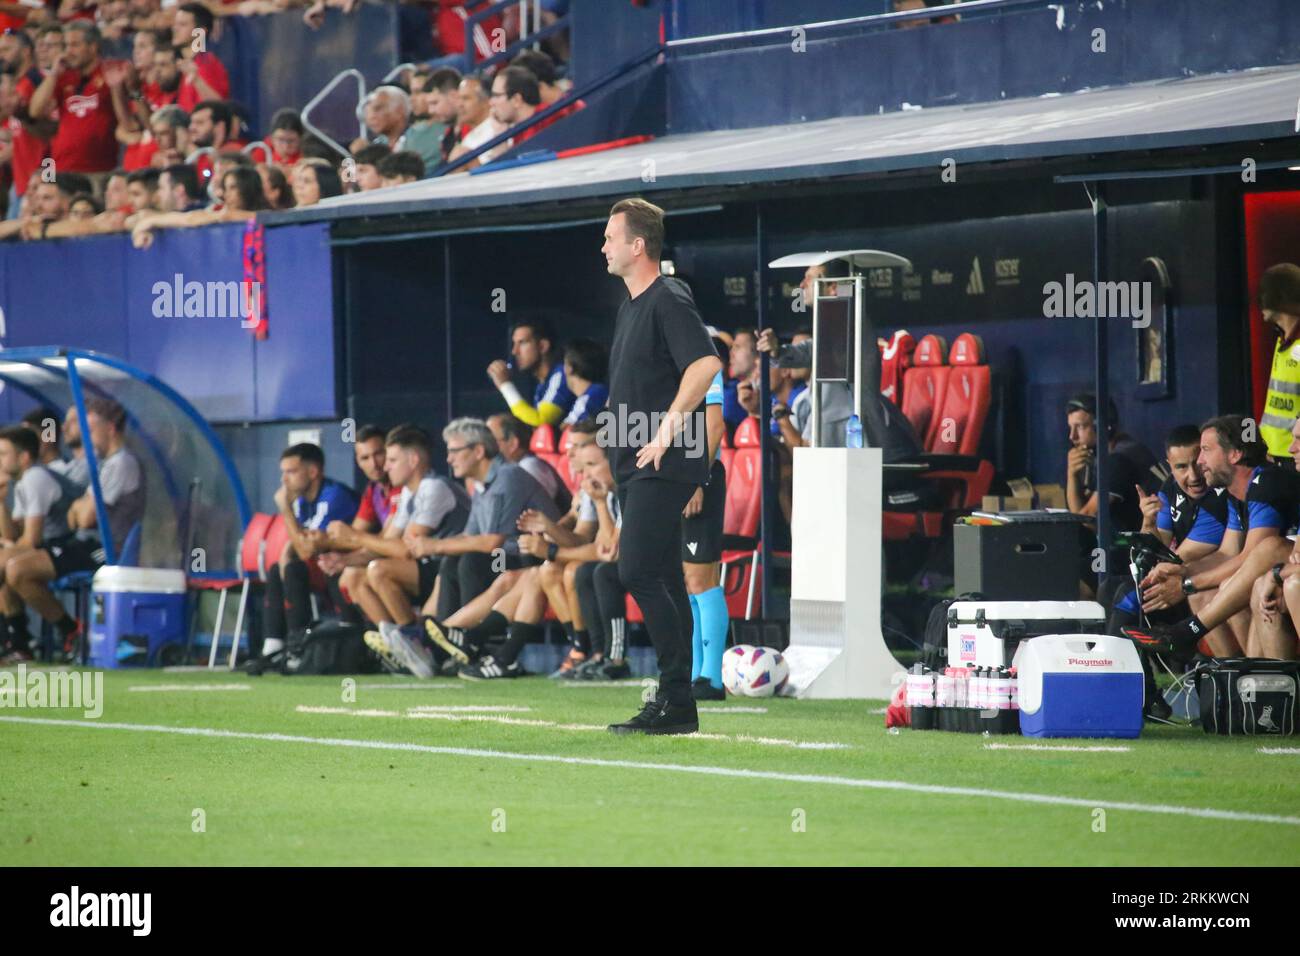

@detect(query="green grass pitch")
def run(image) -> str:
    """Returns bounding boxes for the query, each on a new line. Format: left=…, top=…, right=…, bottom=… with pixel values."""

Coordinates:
left=2, top=666, right=1297, bottom=866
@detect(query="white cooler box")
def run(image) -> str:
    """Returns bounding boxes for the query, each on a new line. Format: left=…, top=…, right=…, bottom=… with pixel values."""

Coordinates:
left=946, top=601, right=1105, bottom=669
left=1013, top=634, right=1144, bottom=739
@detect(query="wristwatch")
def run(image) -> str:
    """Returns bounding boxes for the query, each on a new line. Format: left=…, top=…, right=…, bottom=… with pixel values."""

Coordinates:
left=546, top=542, right=558, bottom=562
left=1273, top=564, right=1286, bottom=587
left=1181, top=574, right=1197, bottom=595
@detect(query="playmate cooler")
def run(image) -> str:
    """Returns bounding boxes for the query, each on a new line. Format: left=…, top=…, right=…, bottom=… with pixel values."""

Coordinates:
left=88, top=567, right=188, bottom=668
left=1013, top=634, right=1144, bottom=738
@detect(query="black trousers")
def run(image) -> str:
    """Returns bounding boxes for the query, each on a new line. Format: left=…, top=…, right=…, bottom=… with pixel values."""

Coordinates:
left=263, top=556, right=311, bottom=646
left=435, top=550, right=528, bottom=621
left=617, top=477, right=697, bottom=703
left=575, top=560, right=628, bottom=659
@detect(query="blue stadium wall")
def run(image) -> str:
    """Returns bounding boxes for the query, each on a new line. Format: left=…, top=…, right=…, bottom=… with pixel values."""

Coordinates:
left=0, top=222, right=350, bottom=509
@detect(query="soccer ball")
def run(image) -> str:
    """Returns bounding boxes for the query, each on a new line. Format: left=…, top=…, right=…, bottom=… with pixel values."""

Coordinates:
left=721, top=644, right=790, bottom=698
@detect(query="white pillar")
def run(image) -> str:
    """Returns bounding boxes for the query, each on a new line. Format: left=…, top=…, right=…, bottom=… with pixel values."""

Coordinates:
left=784, top=446, right=902, bottom=699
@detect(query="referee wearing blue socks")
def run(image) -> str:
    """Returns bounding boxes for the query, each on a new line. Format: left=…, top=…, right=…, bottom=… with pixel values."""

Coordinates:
left=685, top=362, right=729, bottom=700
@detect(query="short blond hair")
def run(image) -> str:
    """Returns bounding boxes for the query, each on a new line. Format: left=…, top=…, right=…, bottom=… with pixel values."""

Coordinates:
left=609, top=197, right=664, bottom=261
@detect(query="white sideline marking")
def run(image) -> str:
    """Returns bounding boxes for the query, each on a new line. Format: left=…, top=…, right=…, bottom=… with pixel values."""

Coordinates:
left=128, top=684, right=253, bottom=692
left=357, top=683, right=465, bottom=690
left=1258, top=747, right=1300, bottom=755
left=163, top=666, right=221, bottom=673
left=295, top=705, right=846, bottom=749
left=4, top=715, right=1298, bottom=827
left=298, top=706, right=401, bottom=717
left=559, top=680, right=645, bottom=688
left=984, top=743, right=1131, bottom=753
left=406, top=705, right=532, bottom=713
left=698, top=706, right=767, bottom=714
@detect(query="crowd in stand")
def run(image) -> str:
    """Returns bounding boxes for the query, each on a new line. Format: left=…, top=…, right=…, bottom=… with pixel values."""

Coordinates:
left=0, top=1, right=581, bottom=241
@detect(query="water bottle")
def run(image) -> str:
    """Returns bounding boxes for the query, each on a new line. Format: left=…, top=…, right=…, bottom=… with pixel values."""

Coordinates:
left=846, top=414, right=863, bottom=448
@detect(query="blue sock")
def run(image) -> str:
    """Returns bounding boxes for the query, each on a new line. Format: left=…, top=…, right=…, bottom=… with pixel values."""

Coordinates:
left=697, top=586, right=728, bottom=690
left=689, top=593, right=702, bottom=682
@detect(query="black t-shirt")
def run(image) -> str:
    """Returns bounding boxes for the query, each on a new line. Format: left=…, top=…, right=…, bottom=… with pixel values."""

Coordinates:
left=1158, top=475, right=1229, bottom=546
left=606, top=275, right=717, bottom=486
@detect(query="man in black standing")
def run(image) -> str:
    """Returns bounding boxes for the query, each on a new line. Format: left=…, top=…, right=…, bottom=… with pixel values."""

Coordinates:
left=601, top=197, right=723, bottom=735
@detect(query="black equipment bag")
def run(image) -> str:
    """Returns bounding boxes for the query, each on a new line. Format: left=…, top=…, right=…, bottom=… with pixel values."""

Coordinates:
left=921, top=592, right=985, bottom=670
left=282, top=620, right=380, bottom=676
left=1197, top=658, right=1298, bottom=736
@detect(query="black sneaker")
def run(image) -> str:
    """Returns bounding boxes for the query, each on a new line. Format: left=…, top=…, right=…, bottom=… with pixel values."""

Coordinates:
left=458, top=655, right=524, bottom=681
left=691, top=677, right=726, bottom=701
left=423, top=617, right=478, bottom=665
left=1144, top=693, right=1173, bottom=722
left=597, top=659, right=631, bottom=680
left=608, top=696, right=699, bottom=735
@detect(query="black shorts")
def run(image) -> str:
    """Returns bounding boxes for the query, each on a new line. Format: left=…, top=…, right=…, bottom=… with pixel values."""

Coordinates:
left=416, top=556, right=441, bottom=604
left=43, top=536, right=103, bottom=579
left=681, top=459, right=727, bottom=564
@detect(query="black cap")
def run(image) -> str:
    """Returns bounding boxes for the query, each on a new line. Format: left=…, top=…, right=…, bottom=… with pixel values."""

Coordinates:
left=1066, top=392, right=1119, bottom=428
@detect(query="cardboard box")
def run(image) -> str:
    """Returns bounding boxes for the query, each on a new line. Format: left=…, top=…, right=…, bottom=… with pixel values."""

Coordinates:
left=982, top=478, right=1035, bottom=513
left=1034, top=483, right=1067, bottom=509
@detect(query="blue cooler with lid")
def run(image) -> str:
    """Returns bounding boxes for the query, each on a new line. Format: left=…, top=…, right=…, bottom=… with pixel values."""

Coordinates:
left=88, top=567, right=188, bottom=668
left=1013, top=634, right=1144, bottom=738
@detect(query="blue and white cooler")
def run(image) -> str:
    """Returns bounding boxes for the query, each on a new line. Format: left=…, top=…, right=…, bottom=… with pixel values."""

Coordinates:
left=1013, top=634, right=1144, bottom=738
left=88, top=567, right=188, bottom=668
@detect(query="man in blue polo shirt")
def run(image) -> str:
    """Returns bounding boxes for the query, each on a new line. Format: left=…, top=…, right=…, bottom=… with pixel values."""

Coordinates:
left=260, top=442, right=358, bottom=658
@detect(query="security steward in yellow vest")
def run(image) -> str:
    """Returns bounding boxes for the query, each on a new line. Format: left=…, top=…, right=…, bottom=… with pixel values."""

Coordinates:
left=1259, top=263, right=1300, bottom=460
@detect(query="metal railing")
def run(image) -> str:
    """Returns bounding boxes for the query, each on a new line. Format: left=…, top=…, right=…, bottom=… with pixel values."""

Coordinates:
left=300, top=68, right=367, bottom=161
left=664, top=0, right=1055, bottom=50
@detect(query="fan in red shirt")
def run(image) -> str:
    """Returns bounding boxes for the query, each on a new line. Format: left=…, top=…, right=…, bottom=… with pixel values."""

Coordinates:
left=262, top=108, right=304, bottom=168
left=172, top=2, right=228, bottom=112
left=489, top=65, right=566, bottom=152
left=137, top=31, right=180, bottom=111
left=0, top=31, right=50, bottom=205
left=433, top=0, right=503, bottom=64
left=28, top=21, right=121, bottom=174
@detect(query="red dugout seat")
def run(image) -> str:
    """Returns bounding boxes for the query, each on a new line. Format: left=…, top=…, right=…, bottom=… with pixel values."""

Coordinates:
left=879, top=329, right=915, bottom=408
left=930, top=333, right=991, bottom=456
left=900, top=334, right=949, bottom=448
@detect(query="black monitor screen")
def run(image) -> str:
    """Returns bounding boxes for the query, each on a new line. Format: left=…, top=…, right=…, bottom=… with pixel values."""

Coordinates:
left=816, top=297, right=852, bottom=381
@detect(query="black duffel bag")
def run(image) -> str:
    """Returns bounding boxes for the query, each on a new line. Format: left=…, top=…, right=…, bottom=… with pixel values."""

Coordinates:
left=282, top=620, right=381, bottom=676
left=1197, top=658, right=1298, bottom=736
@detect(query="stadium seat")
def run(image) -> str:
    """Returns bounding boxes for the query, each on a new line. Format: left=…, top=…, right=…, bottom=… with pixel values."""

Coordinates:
left=899, top=334, right=950, bottom=448
left=879, top=329, right=915, bottom=408
left=190, top=512, right=273, bottom=670
left=929, top=333, right=991, bottom=456
left=529, top=423, right=567, bottom=478
left=262, top=513, right=290, bottom=571
left=719, top=417, right=764, bottom=620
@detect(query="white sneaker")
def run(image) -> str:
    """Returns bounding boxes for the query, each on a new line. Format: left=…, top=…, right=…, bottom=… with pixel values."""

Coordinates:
left=383, top=621, right=434, bottom=679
